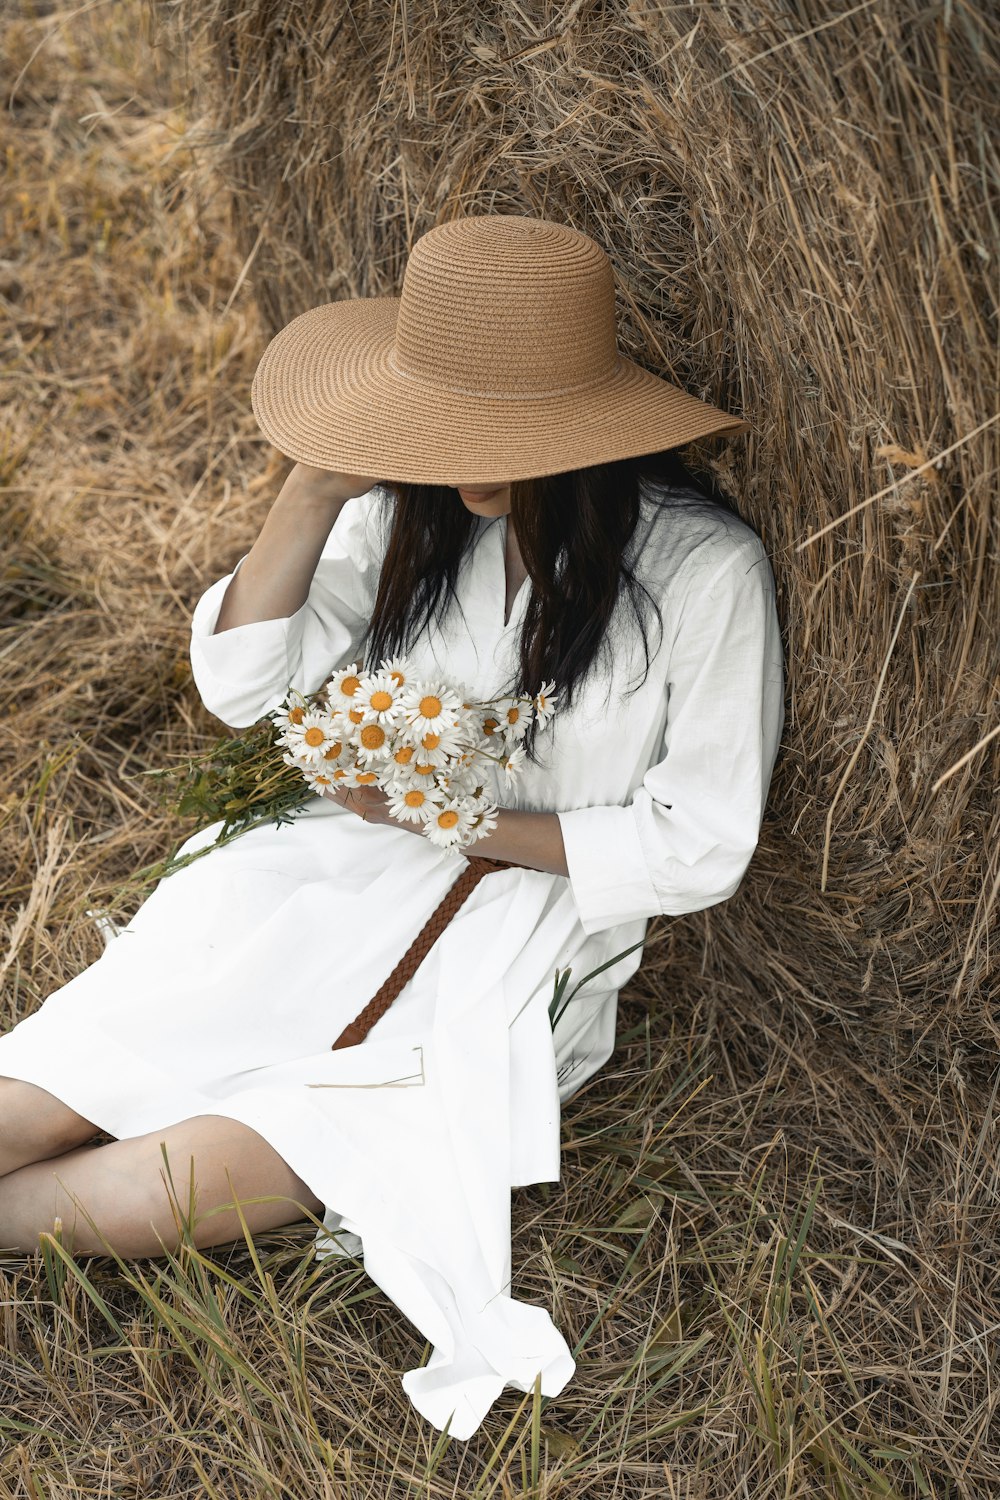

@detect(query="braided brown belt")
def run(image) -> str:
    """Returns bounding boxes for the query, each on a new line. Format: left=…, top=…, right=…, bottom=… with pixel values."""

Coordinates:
left=330, top=854, right=515, bottom=1050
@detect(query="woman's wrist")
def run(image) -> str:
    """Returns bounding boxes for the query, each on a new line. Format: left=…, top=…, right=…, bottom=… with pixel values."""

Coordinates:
left=466, top=807, right=569, bottom=877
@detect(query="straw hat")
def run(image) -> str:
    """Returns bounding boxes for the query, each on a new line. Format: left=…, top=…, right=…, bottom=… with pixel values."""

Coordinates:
left=250, top=213, right=751, bottom=485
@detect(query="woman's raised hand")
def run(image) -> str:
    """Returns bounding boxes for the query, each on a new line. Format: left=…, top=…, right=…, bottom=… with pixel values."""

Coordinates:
left=288, top=463, right=383, bottom=506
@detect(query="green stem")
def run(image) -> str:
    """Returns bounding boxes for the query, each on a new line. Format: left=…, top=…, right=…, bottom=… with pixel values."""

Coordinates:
left=549, top=936, right=648, bottom=1033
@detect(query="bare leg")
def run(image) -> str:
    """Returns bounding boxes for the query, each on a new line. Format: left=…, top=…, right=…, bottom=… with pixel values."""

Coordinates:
left=0, top=1111, right=326, bottom=1258
left=0, top=1076, right=103, bottom=1176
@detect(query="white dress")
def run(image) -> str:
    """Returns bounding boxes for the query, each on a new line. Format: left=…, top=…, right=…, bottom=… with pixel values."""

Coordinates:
left=0, top=485, right=785, bottom=1439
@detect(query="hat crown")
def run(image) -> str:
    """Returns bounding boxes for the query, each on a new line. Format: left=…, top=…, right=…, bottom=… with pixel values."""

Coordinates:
left=390, top=215, right=620, bottom=398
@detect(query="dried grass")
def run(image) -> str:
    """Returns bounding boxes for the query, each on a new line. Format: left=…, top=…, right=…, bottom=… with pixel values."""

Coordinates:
left=0, top=0, right=996, bottom=1493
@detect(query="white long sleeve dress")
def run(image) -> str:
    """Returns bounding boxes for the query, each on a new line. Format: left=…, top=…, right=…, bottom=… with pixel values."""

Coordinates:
left=0, top=485, right=785, bottom=1439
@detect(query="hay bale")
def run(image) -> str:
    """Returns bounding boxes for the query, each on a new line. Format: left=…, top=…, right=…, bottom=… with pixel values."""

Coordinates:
left=150, top=0, right=997, bottom=1069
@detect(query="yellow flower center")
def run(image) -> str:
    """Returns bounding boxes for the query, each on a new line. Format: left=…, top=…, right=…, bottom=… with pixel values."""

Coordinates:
left=507, top=706, right=520, bottom=724
left=360, top=724, right=386, bottom=749
left=370, top=689, right=393, bottom=711
left=356, top=771, right=377, bottom=784
left=340, top=675, right=360, bottom=697
left=304, top=726, right=326, bottom=746
left=414, top=762, right=435, bottom=776
left=348, top=707, right=364, bottom=723
left=404, top=789, right=426, bottom=807
left=289, top=706, right=305, bottom=724
left=483, top=717, right=499, bottom=735
left=419, top=695, right=442, bottom=718
left=333, top=769, right=348, bottom=780
left=314, top=773, right=332, bottom=785
left=394, top=745, right=414, bottom=764
left=323, top=741, right=343, bottom=760
left=437, top=810, right=459, bottom=829
left=422, top=732, right=440, bottom=750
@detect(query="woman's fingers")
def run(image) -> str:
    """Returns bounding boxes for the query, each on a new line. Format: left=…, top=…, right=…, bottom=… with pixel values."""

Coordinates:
left=346, top=786, right=390, bottom=811
left=321, top=784, right=397, bottom=824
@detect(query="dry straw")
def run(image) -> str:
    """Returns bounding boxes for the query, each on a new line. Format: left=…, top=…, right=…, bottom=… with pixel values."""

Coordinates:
left=1, top=0, right=997, bottom=1487
left=157, top=0, right=998, bottom=1054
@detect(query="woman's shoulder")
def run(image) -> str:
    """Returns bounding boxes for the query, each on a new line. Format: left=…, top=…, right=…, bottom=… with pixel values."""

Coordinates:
left=634, top=487, right=770, bottom=599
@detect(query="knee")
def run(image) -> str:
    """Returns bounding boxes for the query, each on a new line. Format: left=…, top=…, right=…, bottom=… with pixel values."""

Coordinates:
left=0, top=1149, right=167, bottom=1260
left=0, top=1077, right=101, bottom=1177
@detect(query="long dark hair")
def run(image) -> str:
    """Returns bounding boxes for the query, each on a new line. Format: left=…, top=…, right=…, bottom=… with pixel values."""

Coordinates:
left=361, top=446, right=750, bottom=763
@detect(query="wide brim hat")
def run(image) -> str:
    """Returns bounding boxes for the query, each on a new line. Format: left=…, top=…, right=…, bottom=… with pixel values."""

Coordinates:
left=250, top=214, right=751, bottom=486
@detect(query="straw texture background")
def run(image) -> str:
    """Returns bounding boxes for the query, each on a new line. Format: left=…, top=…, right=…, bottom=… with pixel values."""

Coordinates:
left=159, top=0, right=998, bottom=1053
left=1, top=0, right=996, bottom=1490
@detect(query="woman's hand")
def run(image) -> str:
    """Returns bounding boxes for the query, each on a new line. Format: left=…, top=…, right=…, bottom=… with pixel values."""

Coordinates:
left=289, top=463, right=383, bottom=505
left=319, top=786, right=571, bottom=876
left=319, top=782, right=421, bottom=833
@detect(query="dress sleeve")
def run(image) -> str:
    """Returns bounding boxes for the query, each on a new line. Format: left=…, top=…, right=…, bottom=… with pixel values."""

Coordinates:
left=188, top=489, right=386, bottom=728
left=556, top=536, right=785, bottom=936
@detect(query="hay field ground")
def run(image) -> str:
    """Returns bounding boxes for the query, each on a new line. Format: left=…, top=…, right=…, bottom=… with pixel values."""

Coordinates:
left=0, top=2, right=996, bottom=1497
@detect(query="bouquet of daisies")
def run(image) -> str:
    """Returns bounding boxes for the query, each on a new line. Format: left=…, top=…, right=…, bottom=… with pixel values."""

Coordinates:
left=274, top=656, right=558, bottom=852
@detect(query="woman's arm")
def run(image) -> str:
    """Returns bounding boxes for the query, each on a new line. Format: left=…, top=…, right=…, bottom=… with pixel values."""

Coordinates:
left=555, top=537, right=785, bottom=935
left=189, top=470, right=385, bottom=728
left=323, top=785, right=569, bottom=876
left=214, top=463, right=380, bottom=632
left=465, top=808, right=568, bottom=875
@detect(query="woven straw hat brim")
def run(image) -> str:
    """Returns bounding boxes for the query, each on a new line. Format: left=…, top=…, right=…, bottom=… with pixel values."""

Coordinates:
left=251, top=300, right=751, bottom=486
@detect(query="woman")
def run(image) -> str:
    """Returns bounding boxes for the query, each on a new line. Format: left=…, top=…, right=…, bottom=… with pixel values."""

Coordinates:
left=0, top=214, right=785, bottom=1438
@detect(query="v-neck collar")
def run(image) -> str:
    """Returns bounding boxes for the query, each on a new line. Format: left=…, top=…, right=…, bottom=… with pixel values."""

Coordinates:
left=494, top=514, right=530, bottom=632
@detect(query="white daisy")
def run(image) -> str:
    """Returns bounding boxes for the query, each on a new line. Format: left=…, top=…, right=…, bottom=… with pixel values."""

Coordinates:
left=355, top=669, right=407, bottom=727
left=337, top=761, right=383, bottom=790
left=499, top=697, right=532, bottom=741
left=497, top=723, right=528, bottom=761
left=354, top=718, right=394, bottom=765
left=407, top=722, right=464, bottom=767
left=385, top=782, right=443, bottom=824
left=318, top=733, right=350, bottom=768
left=533, top=679, right=558, bottom=726
left=282, top=708, right=342, bottom=765
left=338, top=701, right=369, bottom=735
left=399, top=679, right=464, bottom=738
left=270, top=688, right=310, bottom=735
left=398, top=713, right=470, bottom=759
left=423, top=797, right=478, bottom=851
left=385, top=766, right=449, bottom=814
left=380, top=654, right=413, bottom=690
left=325, top=662, right=365, bottom=713
left=476, top=706, right=504, bottom=740
left=500, top=744, right=528, bottom=786
left=384, top=740, right=421, bottom=777
left=455, top=741, right=483, bottom=767
left=466, top=802, right=500, bottom=844
left=404, top=755, right=443, bottom=786
left=302, top=767, right=337, bottom=794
